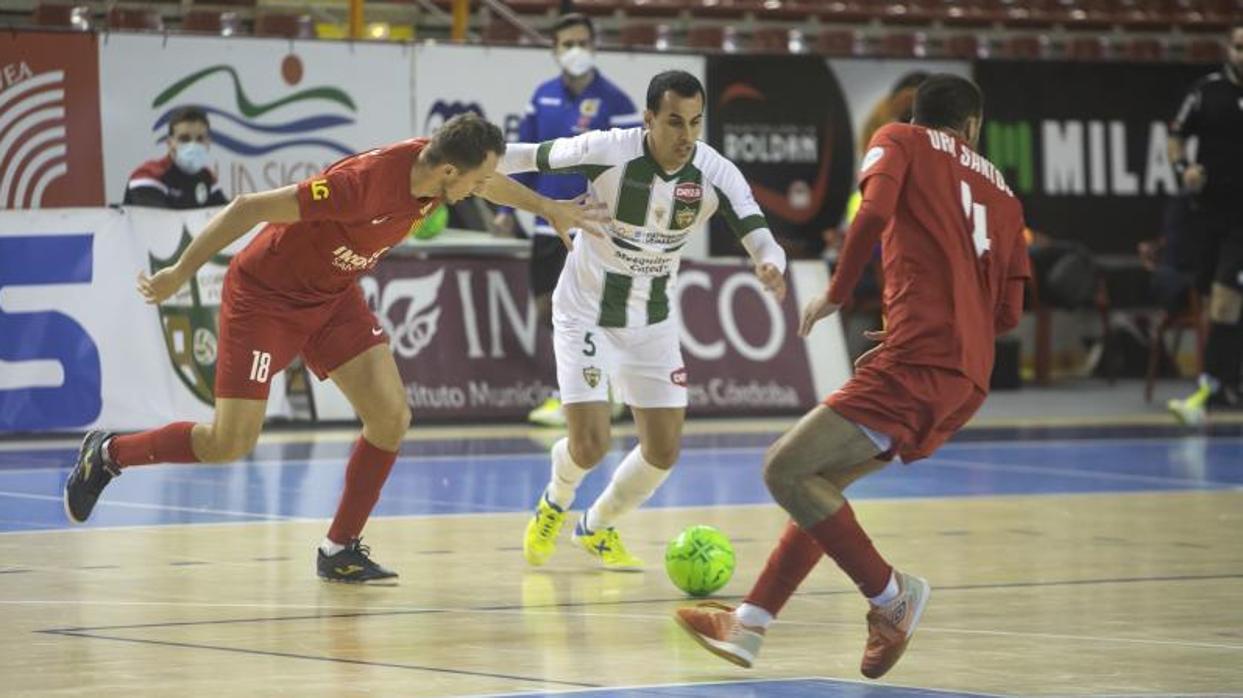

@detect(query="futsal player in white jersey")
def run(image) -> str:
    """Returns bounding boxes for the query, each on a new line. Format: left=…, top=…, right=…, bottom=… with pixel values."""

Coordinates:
left=500, top=71, right=788, bottom=569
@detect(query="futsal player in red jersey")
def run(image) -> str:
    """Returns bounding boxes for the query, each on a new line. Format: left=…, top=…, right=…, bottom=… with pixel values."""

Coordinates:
left=674, top=74, right=1030, bottom=678
left=64, top=114, right=600, bottom=584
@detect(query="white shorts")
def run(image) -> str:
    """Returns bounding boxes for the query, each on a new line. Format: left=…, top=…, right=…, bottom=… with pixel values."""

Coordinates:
left=553, top=318, right=688, bottom=409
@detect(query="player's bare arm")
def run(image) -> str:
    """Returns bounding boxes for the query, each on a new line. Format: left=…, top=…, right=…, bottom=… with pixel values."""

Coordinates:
left=137, top=185, right=301, bottom=304
left=480, top=174, right=606, bottom=251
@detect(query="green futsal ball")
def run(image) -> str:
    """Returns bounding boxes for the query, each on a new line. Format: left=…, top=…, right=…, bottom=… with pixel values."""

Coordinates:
left=410, top=203, right=449, bottom=240
left=665, top=525, right=735, bottom=597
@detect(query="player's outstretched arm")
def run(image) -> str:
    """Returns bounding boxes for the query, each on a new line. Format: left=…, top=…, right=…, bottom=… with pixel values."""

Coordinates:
left=480, top=174, right=607, bottom=251
left=137, top=185, right=300, bottom=304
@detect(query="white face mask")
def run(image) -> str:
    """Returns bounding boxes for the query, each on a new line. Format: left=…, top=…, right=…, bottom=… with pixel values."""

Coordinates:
left=173, top=141, right=210, bottom=174
left=557, top=47, right=594, bottom=78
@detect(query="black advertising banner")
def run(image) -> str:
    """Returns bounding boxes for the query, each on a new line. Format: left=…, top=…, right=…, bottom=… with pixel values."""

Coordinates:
left=706, top=55, right=856, bottom=258
left=977, top=60, right=1212, bottom=254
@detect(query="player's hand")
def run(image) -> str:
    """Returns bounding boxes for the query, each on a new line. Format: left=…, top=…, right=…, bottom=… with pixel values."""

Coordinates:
left=855, top=329, right=886, bottom=369
left=492, top=210, right=517, bottom=237
left=544, top=194, right=608, bottom=251
left=755, top=263, right=786, bottom=302
left=1183, top=164, right=1206, bottom=193
left=137, top=267, right=188, bottom=305
left=798, top=294, right=841, bottom=337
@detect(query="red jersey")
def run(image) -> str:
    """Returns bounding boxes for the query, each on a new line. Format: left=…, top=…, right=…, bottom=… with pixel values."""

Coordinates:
left=832, top=123, right=1030, bottom=391
left=233, top=138, right=440, bottom=301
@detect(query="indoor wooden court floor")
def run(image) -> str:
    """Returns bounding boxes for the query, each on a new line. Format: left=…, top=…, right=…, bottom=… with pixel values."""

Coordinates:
left=1, top=420, right=1241, bottom=697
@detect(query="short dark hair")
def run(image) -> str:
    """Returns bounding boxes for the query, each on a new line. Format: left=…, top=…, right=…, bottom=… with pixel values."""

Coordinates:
left=552, top=13, right=594, bottom=43
left=168, top=106, right=209, bottom=136
left=912, top=74, right=983, bottom=132
left=645, top=70, right=705, bottom=113
left=424, top=113, right=506, bottom=171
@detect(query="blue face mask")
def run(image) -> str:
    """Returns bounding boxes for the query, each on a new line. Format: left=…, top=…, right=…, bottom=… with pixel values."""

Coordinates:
left=173, top=141, right=210, bottom=174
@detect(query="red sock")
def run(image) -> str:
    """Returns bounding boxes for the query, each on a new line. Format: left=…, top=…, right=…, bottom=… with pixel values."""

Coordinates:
left=327, top=437, right=398, bottom=544
left=107, top=422, right=199, bottom=467
left=743, top=520, right=823, bottom=616
left=806, top=502, right=892, bottom=598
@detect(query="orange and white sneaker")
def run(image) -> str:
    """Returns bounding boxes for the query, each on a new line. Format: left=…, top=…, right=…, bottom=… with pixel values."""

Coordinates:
left=673, top=602, right=765, bottom=668
left=861, top=570, right=931, bottom=679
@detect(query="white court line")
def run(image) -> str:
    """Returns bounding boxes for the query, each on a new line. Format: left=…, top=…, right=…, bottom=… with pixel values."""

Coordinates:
left=13, top=598, right=1243, bottom=654
left=927, top=456, right=1243, bottom=488
left=0, top=490, right=307, bottom=522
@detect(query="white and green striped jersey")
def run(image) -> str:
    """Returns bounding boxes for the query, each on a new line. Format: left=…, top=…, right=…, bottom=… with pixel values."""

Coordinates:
left=501, top=127, right=784, bottom=329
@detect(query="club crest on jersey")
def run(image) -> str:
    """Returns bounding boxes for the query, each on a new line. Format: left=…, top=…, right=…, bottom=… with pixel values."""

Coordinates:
left=670, top=367, right=688, bottom=386
left=580, top=99, right=601, bottom=117
left=670, top=182, right=703, bottom=231
left=583, top=366, right=603, bottom=388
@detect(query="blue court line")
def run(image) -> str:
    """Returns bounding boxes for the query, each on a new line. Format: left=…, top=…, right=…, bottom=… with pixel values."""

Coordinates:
left=0, top=435, right=1239, bottom=533
left=476, top=677, right=1004, bottom=698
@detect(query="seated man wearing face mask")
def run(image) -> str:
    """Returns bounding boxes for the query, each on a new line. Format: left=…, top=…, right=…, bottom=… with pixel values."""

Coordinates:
left=124, top=106, right=228, bottom=209
left=492, top=12, right=641, bottom=427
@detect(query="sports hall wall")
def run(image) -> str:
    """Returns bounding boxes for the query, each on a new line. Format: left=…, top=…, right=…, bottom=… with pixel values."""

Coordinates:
left=0, top=30, right=1207, bottom=432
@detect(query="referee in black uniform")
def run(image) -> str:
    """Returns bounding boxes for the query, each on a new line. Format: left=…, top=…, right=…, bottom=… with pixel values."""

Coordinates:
left=1167, top=22, right=1243, bottom=424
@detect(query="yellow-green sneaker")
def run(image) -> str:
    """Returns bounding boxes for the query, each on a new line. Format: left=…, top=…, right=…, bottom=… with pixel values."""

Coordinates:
left=572, top=518, right=644, bottom=571
left=523, top=493, right=567, bottom=566
left=528, top=396, right=566, bottom=427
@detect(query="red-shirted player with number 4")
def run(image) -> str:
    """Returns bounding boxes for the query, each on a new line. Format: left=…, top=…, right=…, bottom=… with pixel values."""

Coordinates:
left=63, top=114, right=602, bottom=584
left=674, top=74, right=1030, bottom=678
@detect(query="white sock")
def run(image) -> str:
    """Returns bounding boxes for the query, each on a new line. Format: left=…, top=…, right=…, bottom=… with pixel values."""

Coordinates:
left=584, top=446, right=670, bottom=532
left=545, top=437, right=589, bottom=510
left=320, top=538, right=345, bottom=556
left=735, top=603, right=774, bottom=630
left=868, top=570, right=900, bottom=606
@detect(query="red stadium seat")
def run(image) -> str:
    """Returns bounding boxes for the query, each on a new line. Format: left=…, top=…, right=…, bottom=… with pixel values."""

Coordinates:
left=750, top=26, right=793, bottom=53
left=997, top=34, right=1046, bottom=58
left=687, top=0, right=752, bottom=20
left=482, top=18, right=523, bottom=44
left=1066, top=35, right=1108, bottom=60
left=878, top=32, right=924, bottom=57
left=620, top=0, right=685, bottom=18
left=107, top=7, right=164, bottom=31
left=31, top=3, right=93, bottom=30
left=1186, top=37, right=1226, bottom=62
left=1120, top=37, right=1165, bottom=61
left=944, top=34, right=983, bottom=58
left=686, top=24, right=726, bottom=50
left=813, top=28, right=859, bottom=56
left=879, top=0, right=939, bottom=25
left=181, top=10, right=244, bottom=35
left=617, top=22, right=661, bottom=48
left=811, top=1, right=876, bottom=24
left=994, top=0, right=1057, bottom=28
left=254, top=12, right=314, bottom=39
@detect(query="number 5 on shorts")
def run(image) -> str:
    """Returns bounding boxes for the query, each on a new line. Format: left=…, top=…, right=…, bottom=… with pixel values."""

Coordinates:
left=249, top=350, right=272, bottom=383
left=583, top=332, right=597, bottom=357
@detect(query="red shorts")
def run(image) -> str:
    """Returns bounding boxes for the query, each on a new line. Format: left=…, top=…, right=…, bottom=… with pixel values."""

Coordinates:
left=825, top=353, right=986, bottom=463
left=214, top=267, right=389, bottom=400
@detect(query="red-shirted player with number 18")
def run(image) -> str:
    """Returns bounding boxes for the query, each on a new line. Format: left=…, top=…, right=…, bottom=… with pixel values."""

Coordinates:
left=63, top=114, right=602, bottom=584
left=674, top=74, right=1030, bottom=679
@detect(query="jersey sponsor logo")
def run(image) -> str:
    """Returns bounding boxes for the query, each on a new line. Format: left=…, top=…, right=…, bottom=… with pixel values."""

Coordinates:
left=310, top=179, right=330, bottom=201
left=582, top=366, right=603, bottom=388
left=579, top=98, right=601, bottom=117
left=150, top=227, right=228, bottom=405
left=670, top=367, right=688, bottom=386
left=359, top=269, right=445, bottom=359
left=861, top=146, right=884, bottom=173
left=674, top=182, right=702, bottom=203
left=331, top=245, right=390, bottom=273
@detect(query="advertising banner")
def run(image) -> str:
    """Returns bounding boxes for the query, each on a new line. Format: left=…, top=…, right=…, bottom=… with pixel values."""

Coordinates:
left=309, top=255, right=850, bottom=422
left=706, top=56, right=971, bottom=257
left=0, top=31, right=104, bottom=208
left=98, top=34, right=414, bottom=205
left=976, top=60, right=1211, bottom=253
left=0, top=207, right=286, bottom=433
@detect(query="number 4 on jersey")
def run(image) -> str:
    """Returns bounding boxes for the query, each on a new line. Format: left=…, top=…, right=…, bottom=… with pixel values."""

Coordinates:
left=959, top=181, right=991, bottom=257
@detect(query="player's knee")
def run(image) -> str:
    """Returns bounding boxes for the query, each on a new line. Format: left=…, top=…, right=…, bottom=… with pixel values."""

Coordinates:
left=364, top=400, right=411, bottom=442
left=640, top=443, right=680, bottom=469
left=761, top=445, right=794, bottom=497
left=1209, top=283, right=1242, bottom=324
left=202, top=428, right=259, bottom=463
left=570, top=431, right=609, bottom=467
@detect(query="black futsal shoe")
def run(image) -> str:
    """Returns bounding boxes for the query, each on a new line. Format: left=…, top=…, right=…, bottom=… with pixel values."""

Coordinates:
left=63, top=430, right=120, bottom=524
left=317, top=539, right=399, bottom=584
